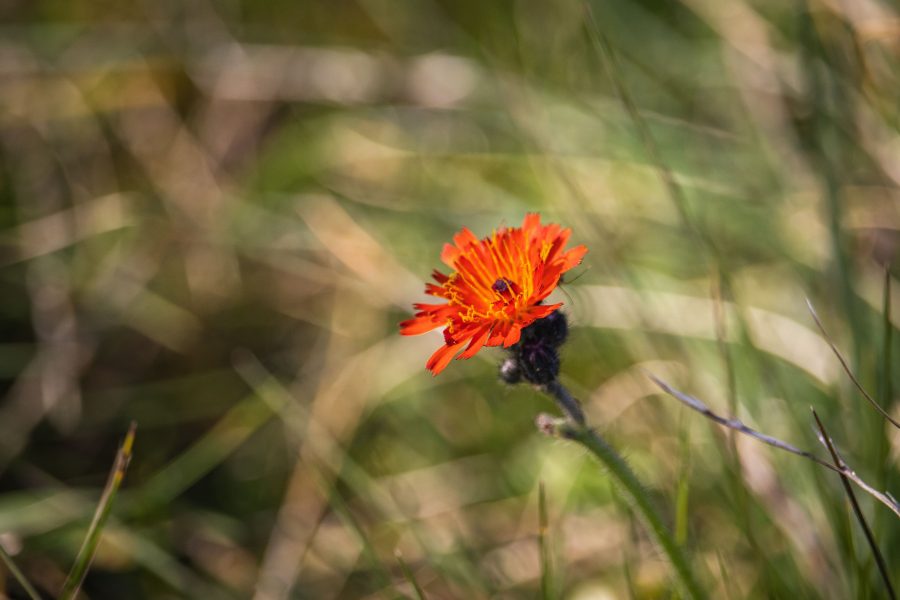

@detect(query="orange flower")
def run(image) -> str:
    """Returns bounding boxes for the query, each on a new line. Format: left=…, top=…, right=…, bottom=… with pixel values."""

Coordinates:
left=400, top=214, right=587, bottom=375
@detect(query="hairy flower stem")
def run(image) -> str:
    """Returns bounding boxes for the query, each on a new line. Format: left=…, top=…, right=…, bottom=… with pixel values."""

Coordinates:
left=539, top=382, right=706, bottom=600
left=542, top=380, right=586, bottom=425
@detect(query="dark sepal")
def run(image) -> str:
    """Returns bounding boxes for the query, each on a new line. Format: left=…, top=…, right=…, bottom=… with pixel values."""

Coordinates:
left=520, top=310, right=568, bottom=348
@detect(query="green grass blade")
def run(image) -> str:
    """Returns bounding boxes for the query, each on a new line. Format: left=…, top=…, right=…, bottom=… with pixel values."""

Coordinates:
left=312, top=468, right=394, bottom=599
left=882, top=266, right=893, bottom=415
left=0, top=540, right=41, bottom=600
left=582, top=0, right=712, bottom=261
left=395, top=550, right=427, bottom=600
left=715, top=552, right=736, bottom=600
left=874, top=265, right=895, bottom=570
left=59, top=421, right=136, bottom=600
left=129, top=389, right=280, bottom=514
left=538, top=481, right=553, bottom=600
left=674, top=467, right=690, bottom=548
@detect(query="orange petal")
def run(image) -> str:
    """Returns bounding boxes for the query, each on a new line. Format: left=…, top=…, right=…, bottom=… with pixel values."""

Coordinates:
left=453, top=227, right=479, bottom=251
left=534, top=262, right=565, bottom=296
left=487, top=322, right=509, bottom=346
left=400, top=317, right=443, bottom=335
left=527, top=303, right=562, bottom=319
left=412, top=302, right=448, bottom=311
left=458, top=326, right=491, bottom=359
left=440, top=243, right=461, bottom=268
left=502, top=323, right=522, bottom=347
left=522, top=213, right=541, bottom=233
left=426, top=340, right=466, bottom=375
left=425, top=283, right=445, bottom=296
left=560, top=244, right=588, bottom=271
left=541, top=229, right=570, bottom=263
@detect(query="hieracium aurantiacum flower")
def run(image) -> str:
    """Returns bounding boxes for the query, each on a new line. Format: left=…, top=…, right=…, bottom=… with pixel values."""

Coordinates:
left=400, top=214, right=587, bottom=376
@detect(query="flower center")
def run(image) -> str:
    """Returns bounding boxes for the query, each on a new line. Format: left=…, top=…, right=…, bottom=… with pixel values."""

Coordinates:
left=492, top=278, right=511, bottom=293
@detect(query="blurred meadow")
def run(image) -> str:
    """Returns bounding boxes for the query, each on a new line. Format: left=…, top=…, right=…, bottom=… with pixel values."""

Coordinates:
left=2, top=0, right=900, bottom=598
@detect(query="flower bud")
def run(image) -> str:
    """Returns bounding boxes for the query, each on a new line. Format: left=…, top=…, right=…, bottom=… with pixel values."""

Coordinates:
left=518, top=343, right=560, bottom=385
left=499, top=357, right=522, bottom=384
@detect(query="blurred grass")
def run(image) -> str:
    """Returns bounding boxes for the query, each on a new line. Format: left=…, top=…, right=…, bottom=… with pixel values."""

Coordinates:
left=1, top=0, right=900, bottom=598
left=60, top=421, right=135, bottom=600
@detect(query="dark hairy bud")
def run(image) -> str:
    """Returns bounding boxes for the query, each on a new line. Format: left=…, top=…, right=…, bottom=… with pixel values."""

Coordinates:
left=517, top=343, right=560, bottom=385
left=500, top=310, right=568, bottom=386
left=499, top=357, right=522, bottom=384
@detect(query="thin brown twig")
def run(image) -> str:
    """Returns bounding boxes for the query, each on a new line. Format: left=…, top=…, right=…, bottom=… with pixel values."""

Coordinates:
left=650, top=375, right=900, bottom=519
left=812, top=410, right=895, bottom=599
left=805, top=298, right=900, bottom=429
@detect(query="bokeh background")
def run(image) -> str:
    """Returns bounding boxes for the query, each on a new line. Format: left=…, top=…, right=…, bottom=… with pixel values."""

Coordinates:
left=2, top=0, right=900, bottom=598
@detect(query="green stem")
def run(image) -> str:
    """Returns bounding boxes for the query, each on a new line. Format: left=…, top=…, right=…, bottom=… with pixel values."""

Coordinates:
left=539, top=383, right=705, bottom=600
left=543, top=381, right=585, bottom=425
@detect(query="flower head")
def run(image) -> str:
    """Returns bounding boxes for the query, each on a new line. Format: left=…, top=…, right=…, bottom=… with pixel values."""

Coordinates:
left=400, top=214, right=587, bottom=375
